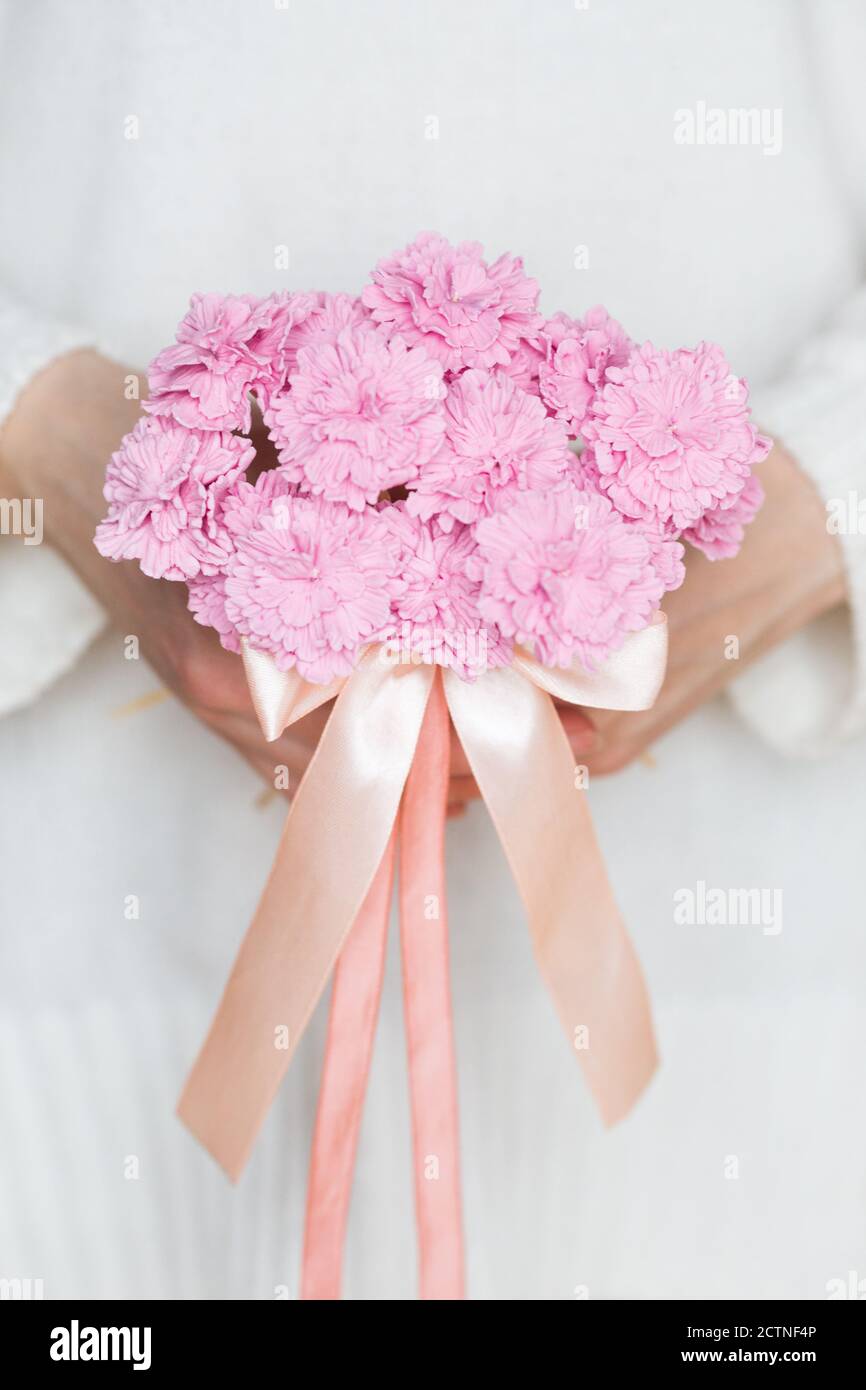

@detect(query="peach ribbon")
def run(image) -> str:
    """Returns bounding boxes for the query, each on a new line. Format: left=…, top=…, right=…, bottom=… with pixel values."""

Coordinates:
left=177, top=616, right=667, bottom=1298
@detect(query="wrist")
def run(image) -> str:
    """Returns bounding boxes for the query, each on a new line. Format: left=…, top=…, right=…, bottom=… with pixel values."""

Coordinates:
left=3, top=350, right=90, bottom=492
left=0, top=351, right=153, bottom=636
left=2, top=348, right=139, bottom=483
left=756, top=440, right=847, bottom=632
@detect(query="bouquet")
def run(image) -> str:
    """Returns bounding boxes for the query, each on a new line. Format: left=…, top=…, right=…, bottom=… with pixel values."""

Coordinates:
left=95, top=232, right=769, bottom=1299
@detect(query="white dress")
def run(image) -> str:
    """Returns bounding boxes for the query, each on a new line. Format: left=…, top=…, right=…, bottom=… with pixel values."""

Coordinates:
left=2, top=0, right=866, bottom=1300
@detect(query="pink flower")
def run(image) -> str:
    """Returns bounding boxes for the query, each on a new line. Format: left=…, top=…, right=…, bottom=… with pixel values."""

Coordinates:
left=277, top=292, right=371, bottom=374
left=583, top=341, right=771, bottom=529
left=406, top=368, right=573, bottom=528
left=471, top=482, right=665, bottom=670
left=627, top=514, right=686, bottom=591
left=187, top=573, right=241, bottom=653
left=541, top=311, right=580, bottom=351
left=571, top=442, right=602, bottom=490
left=538, top=306, right=632, bottom=435
left=145, top=291, right=315, bottom=431
left=362, top=231, right=543, bottom=373
left=240, top=290, right=321, bottom=406
left=220, top=466, right=297, bottom=538
left=186, top=470, right=299, bottom=652
left=684, top=471, right=765, bottom=560
left=499, top=337, right=545, bottom=392
left=377, top=507, right=509, bottom=677
left=265, top=325, right=445, bottom=510
left=94, top=417, right=252, bottom=580
left=575, top=447, right=684, bottom=590
left=224, top=494, right=394, bottom=683
left=578, top=305, right=633, bottom=367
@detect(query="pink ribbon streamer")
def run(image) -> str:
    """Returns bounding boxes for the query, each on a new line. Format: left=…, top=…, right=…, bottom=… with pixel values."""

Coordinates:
left=398, top=676, right=465, bottom=1299
left=177, top=650, right=434, bottom=1182
left=301, top=676, right=464, bottom=1300
left=300, top=828, right=397, bottom=1300
left=177, top=617, right=668, bottom=1298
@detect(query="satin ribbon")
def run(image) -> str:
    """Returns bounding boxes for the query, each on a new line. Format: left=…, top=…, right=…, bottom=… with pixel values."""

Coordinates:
left=177, top=615, right=667, bottom=1297
left=300, top=826, right=397, bottom=1300
left=397, top=675, right=465, bottom=1299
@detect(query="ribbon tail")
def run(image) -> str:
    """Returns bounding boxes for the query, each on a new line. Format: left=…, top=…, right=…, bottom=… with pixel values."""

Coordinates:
left=241, top=639, right=345, bottom=742
left=177, top=653, right=435, bottom=1181
left=300, top=827, right=397, bottom=1301
left=399, top=673, right=465, bottom=1300
left=444, top=667, right=658, bottom=1127
left=512, top=612, right=668, bottom=711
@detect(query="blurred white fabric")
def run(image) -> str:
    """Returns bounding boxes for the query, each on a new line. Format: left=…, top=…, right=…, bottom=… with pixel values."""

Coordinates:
left=1, top=0, right=865, bottom=1299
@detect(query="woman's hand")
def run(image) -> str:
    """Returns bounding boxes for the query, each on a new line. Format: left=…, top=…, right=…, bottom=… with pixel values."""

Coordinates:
left=7, top=354, right=822, bottom=801
left=0, top=349, right=594, bottom=810
left=0, top=351, right=349, bottom=798
left=578, top=442, right=847, bottom=775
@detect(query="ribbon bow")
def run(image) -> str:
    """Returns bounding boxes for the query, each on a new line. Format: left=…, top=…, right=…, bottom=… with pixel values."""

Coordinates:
left=178, top=615, right=667, bottom=1299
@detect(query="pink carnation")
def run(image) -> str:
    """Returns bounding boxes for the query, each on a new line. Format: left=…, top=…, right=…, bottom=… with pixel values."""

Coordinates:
left=95, top=417, right=252, bottom=580
left=571, top=442, right=602, bottom=490
left=538, top=311, right=577, bottom=349
left=471, top=483, right=665, bottom=670
left=224, top=494, right=394, bottom=683
left=627, top=514, right=686, bottom=591
left=569, top=444, right=685, bottom=591
left=266, top=326, right=446, bottom=510
left=538, top=306, right=632, bottom=435
left=583, top=341, right=771, bottom=530
left=378, top=507, right=509, bottom=677
left=578, top=305, right=633, bottom=366
left=277, top=292, right=371, bottom=373
left=684, top=471, right=765, bottom=560
left=145, top=290, right=315, bottom=431
left=362, top=232, right=543, bottom=373
left=93, top=248, right=770, bottom=688
left=239, top=290, right=322, bottom=406
left=186, top=470, right=299, bottom=652
left=499, top=337, right=545, bottom=392
left=407, top=368, right=573, bottom=529
left=187, top=573, right=241, bottom=653
left=220, top=466, right=297, bottom=537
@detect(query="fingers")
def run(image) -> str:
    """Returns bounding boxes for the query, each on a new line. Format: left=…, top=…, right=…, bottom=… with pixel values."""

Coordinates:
left=556, top=703, right=598, bottom=753
left=200, top=702, right=324, bottom=800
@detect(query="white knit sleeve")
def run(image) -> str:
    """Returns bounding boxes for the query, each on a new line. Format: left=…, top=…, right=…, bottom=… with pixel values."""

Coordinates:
left=728, top=285, right=866, bottom=754
left=0, top=292, right=105, bottom=718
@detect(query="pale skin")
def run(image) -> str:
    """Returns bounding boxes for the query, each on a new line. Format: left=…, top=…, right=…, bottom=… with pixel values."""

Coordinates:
left=0, top=349, right=847, bottom=807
